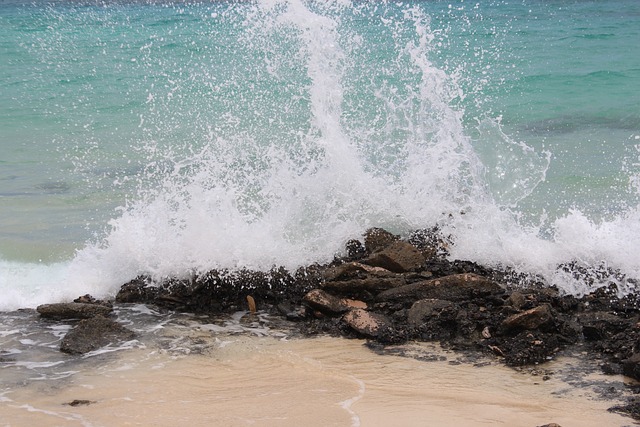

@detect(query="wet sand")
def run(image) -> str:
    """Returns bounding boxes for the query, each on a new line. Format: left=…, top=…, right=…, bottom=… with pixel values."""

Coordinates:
left=0, top=336, right=634, bottom=426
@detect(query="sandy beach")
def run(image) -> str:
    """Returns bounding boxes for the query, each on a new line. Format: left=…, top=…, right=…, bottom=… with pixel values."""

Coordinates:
left=1, top=335, right=634, bottom=426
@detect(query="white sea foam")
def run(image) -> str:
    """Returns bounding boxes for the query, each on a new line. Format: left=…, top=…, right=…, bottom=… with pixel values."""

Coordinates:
left=0, top=258, right=117, bottom=310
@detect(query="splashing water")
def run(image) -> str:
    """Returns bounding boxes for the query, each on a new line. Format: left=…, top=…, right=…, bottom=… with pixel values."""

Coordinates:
left=1, top=0, right=640, bottom=308
left=68, top=1, right=481, bottom=280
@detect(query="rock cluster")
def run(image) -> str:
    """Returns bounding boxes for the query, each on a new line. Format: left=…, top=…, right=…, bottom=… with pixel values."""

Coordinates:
left=36, top=294, right=134, bottom=355
left=113, top=227, right=640, bottom=378
left=32, top=227, right=640, bottom=420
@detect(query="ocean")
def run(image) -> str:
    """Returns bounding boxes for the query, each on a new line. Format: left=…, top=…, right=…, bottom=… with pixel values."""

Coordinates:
left=1, top=0, right=640, bottom=424
left=1, top=0, right=639, bottom=308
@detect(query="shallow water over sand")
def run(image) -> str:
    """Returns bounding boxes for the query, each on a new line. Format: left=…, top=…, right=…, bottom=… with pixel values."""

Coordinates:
left=1, top=330, right=635, bottom=427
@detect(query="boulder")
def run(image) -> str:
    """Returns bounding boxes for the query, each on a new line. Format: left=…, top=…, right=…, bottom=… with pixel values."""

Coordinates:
left=407, top=299, right=456, bottom=327
left=60, top=316, right=135, bottom=355
left=116, top=276, right=159, bottom=303
left=501, top=304, right=553, bottom=332
left=363, top=227, right=399, bottom=253
left=377, top=273, right=503, bottom=302
left=37, top=303, right=112, bottom=320
left=303, top=289, right=351, bottom=314
left=342, top=309, right=392, bottom=339
left=363, top=241, right=425, bottom=273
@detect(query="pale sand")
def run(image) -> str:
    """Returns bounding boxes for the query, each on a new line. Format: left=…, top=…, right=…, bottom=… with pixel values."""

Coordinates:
left=0, top=336, right=634, bottom=426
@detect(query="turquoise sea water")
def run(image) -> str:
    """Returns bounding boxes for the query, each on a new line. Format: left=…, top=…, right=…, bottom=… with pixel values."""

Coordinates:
left=1, top=0, right=639, bottom=308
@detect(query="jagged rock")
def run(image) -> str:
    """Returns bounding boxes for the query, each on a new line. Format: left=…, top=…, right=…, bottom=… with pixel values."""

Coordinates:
left=363, top=227, right=399, bottom=253
left=323, top=262, right=395, bottom=281
left=342, top=309, right=392, bottom=339
left=60, top=316, right=135, bottom=355
left=501, top=304, right=553, bottom=332
left=303, top=289, right=350, bottom=314
left=377, top=273, right=503, bottom=302
left=37, top=303, right=113, bottom=320
left=407, top=299, right=455, bottom=327
left=322, top=277, right=405, bottom=297
left=363, top=241, right=425, bottom=273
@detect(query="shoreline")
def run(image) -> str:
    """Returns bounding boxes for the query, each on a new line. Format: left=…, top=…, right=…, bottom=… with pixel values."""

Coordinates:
left=3, top=227, right=640, bottom=424
left=0, top=329, right=636, bottom=427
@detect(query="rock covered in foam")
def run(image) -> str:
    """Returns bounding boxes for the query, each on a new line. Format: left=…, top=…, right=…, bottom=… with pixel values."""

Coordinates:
left=363, top=227, right=399, bottom=253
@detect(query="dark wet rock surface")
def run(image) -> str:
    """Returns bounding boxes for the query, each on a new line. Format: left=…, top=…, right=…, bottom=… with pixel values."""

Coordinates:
left=65, top=399, right=96, bottom=406
left=60, top=315, right=135, bottom=355
left=37, top=302, right=113, bottom=320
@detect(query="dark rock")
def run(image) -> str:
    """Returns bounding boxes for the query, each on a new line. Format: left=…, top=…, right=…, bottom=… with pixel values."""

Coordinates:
left=377, top=273, right=503, bottom=302
left=577, top=311, right=630, bottom=340
left=622, top=353, right=640, bottom=380
left=276, top=301, right=306, bottom=321
left=60, top=316, right=135, bottom=355
left=322, top=277, right=405, bottom=298
left=342, top=309, right=393, bottom=339
left=65, top=399, right=96, bottom=406
left=609, top=397, right=640, bottom=421
left=37, top=303, right=113, bottom=320
left=116, top=267, right=318, bottom=313
left=116, top=276, right=159, bottom=303
left=601, top=362, right=623, bottom=375
left=363, top=227, right=399, bottom=253
left=363, top=240, right=426, bottom=273
left=303, top=289, right=351, bottom=314
left=345, top=239, right=366, bottom=260
left=499, top=331, right=561, bottom=366
left=501, top=304, right=554, bottom=332
left=407, top=299, right=455, bottom=327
